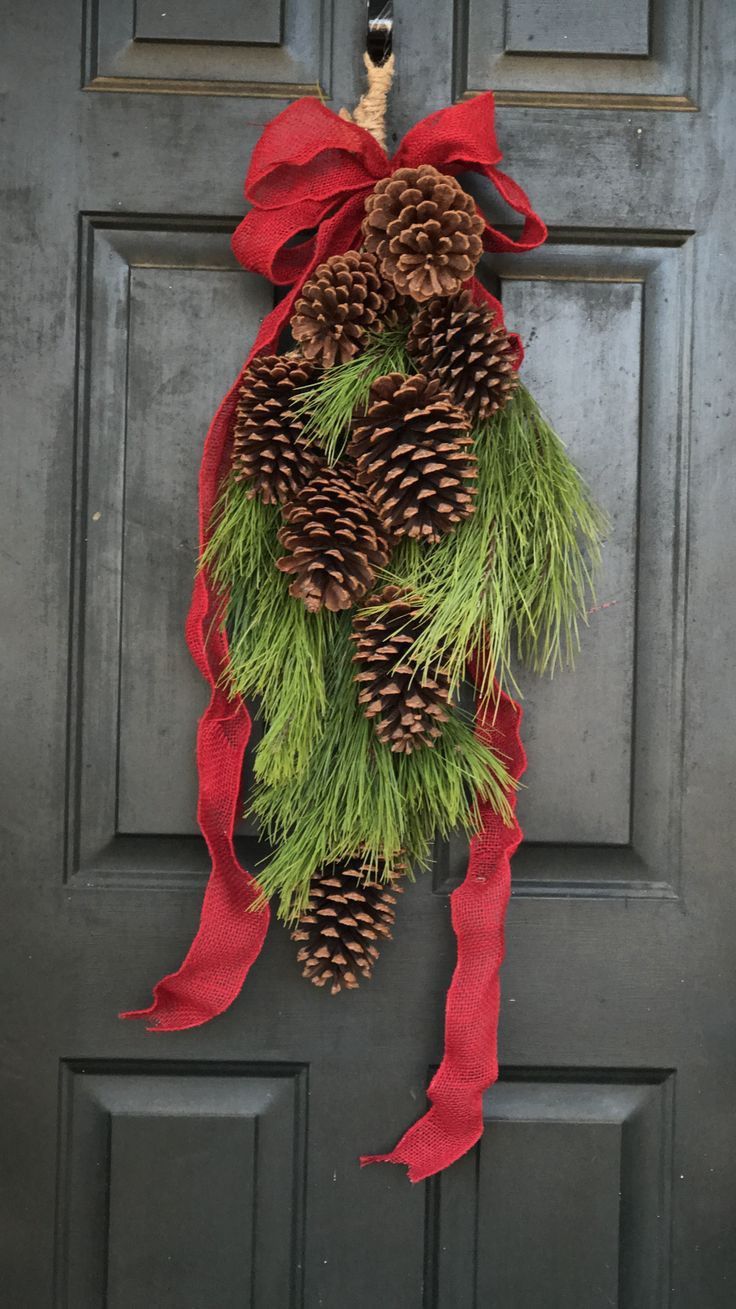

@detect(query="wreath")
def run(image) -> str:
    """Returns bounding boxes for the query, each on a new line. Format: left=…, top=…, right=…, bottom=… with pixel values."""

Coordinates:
left=124, top=57, right=606, bottom=1183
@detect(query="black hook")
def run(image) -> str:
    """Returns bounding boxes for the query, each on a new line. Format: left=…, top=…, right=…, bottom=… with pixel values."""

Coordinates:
left=367, top=0, right=393, bottom=63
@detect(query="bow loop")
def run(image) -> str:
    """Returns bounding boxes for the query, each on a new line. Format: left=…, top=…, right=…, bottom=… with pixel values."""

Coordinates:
left=245, top=99, right=389, bottom=209
left=391, top=92, right=503, bottom=172
left=233, top=98, right=389, bottom=287
left=393, top=92, right=546, bottom=254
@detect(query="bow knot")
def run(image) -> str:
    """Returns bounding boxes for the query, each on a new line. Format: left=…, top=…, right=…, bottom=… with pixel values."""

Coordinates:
left=231, top=92, right=546, bottom=350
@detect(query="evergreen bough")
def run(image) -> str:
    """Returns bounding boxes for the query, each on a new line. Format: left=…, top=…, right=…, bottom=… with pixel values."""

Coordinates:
left=203, top=341, right=606, bottom=920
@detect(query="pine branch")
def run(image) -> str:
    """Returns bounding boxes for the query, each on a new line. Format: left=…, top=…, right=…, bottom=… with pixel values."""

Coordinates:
left=200, top=380, right=606, bottom=921
left=294, top=326, right=414, bottom=463
left=250, top=614, right=515, bottom=922
left=381, top=385, right=608, bottom=700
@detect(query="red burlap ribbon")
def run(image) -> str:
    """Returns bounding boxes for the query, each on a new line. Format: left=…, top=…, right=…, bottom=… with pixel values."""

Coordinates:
left=122, top=91, right=543, bottom=1181
left=362, top=675, right=525, bottom=1181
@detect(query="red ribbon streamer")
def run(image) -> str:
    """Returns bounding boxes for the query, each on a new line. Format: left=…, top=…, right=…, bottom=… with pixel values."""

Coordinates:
left=122, top=90, right=543, bottom=1180
left=361, top=677, right=525, bottom=1182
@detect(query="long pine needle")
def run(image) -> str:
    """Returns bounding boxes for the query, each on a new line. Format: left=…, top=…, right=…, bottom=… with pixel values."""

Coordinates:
left=202, top=373, right=606, bottom=918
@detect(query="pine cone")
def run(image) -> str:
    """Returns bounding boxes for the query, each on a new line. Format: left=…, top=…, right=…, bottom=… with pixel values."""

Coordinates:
left=291, top=249, right=388, bottom=368
left=276, top=467, right=390, bottom=613
left=292, top=859, right=404, bottom=993
left=348, top=372, right=476, bottom=543
left=232, top=354, right=323, bottom=505
left=352, top=586, right=451, bottom=753
left=407, top=291, right=519, bottom=422
left=362, top=165, right=484, bottom=301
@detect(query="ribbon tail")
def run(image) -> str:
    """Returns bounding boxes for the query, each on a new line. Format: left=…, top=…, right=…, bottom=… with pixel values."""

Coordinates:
left=360, top=680, right=525, bottom=1181
left=479, top=164, right=548, bottom=253
left=122, top=190, right=367, bottom=1031
left=119, top=690, right=269, bottom=1032
left=120, top=295, right=298, bottom=1031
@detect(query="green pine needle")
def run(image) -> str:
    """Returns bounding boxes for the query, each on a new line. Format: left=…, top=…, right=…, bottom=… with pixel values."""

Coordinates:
left=249, top=614, right=515, bottom=921
left=381, top=384, right=609, bottom=699
left=203, top=480, right=332, bottom=785
left=200, top=376, right=607, bottom=919
left=202, top=477, right=279, bottom=596
left=294, top=326, right=414, bottom=463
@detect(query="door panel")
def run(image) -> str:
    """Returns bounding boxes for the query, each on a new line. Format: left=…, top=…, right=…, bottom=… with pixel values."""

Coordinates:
left=88, top=0, right=333, bottom=96
left=487, top=236, right=687, bottom=878
left=58, top=1061, right=307, bottom=1307
left=72, top=220, right=269, bottom=881
left=432, top=1074, right=674, bottom=1309
left=456, top=0, right=697, bottom=106
left=2, top=1, right=735, bottom=1306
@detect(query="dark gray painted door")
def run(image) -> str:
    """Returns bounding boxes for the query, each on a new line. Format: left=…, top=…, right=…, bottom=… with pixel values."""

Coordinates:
left=1, top=2, right=735, bottom=1306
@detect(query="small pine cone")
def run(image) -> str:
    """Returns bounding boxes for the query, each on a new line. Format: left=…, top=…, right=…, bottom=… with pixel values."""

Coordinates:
left=291, top=249, right=388, bottom=368
left=348, top=372, right=476, bottom=544
left=362, top=165, right=484, bottom=301
left=232, top=354, right=323, bottom=505
left=276, top=467, right=390, bottom=613
left=407, top=291, right=519, bottom=422
left=292, top=859, right=404, bottom=994
left=352, top=586, right=451, bottom=753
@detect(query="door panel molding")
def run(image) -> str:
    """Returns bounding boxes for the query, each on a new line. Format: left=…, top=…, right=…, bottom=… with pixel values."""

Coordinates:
left=83, top=0, right=335, bottom=98
left=453, top=0, right=702, bottom=111
left=67, top=216, right=269, bottom=888
left=55, top=1059, right=308, bottom=1308
left=425, top=1067, right=675, bottom=1309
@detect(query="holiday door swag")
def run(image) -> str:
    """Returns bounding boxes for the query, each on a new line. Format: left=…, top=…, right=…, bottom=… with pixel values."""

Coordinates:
left=123, top=63, right=606, bottom=1184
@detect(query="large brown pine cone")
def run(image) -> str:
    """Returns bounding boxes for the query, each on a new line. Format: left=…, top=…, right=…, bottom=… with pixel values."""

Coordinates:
left=362, top=165, right=484, bottom=301
left=276, top=467, right=390, bottom=613
left=352, top=586, right=451, bottom=753
left=348, top=372, right=476, bottom=543
left=291, top=249, right=388, bottom=368
left=232, top=355, right=323, bottom=504
left=292, top=858, right=404, bottom=993
left=407, top=291, right=519, bottom=422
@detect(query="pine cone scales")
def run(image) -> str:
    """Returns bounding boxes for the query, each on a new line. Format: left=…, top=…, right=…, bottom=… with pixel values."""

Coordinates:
left=408, top=291, right=519, bottom=422
left=349, top=372, right=476, bottom=544
left=362, top=165, right=484, bottom=301
left=232, top=355, right=323, bottom=504
left=352, top=586, right=451, bottom=753
left=292, top=861, right=404, bottom=993
left=291, top=249, right=387, bottom=368
left=276, top=468, right=390, bottom=613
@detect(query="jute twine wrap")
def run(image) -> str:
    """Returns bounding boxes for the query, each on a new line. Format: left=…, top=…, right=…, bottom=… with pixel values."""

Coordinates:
left=339, top=53, right=396, bottom=152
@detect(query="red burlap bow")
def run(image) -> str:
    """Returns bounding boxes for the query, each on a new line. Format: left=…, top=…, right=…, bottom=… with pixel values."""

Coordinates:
left=122, top=91, right=544, bottom=1182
